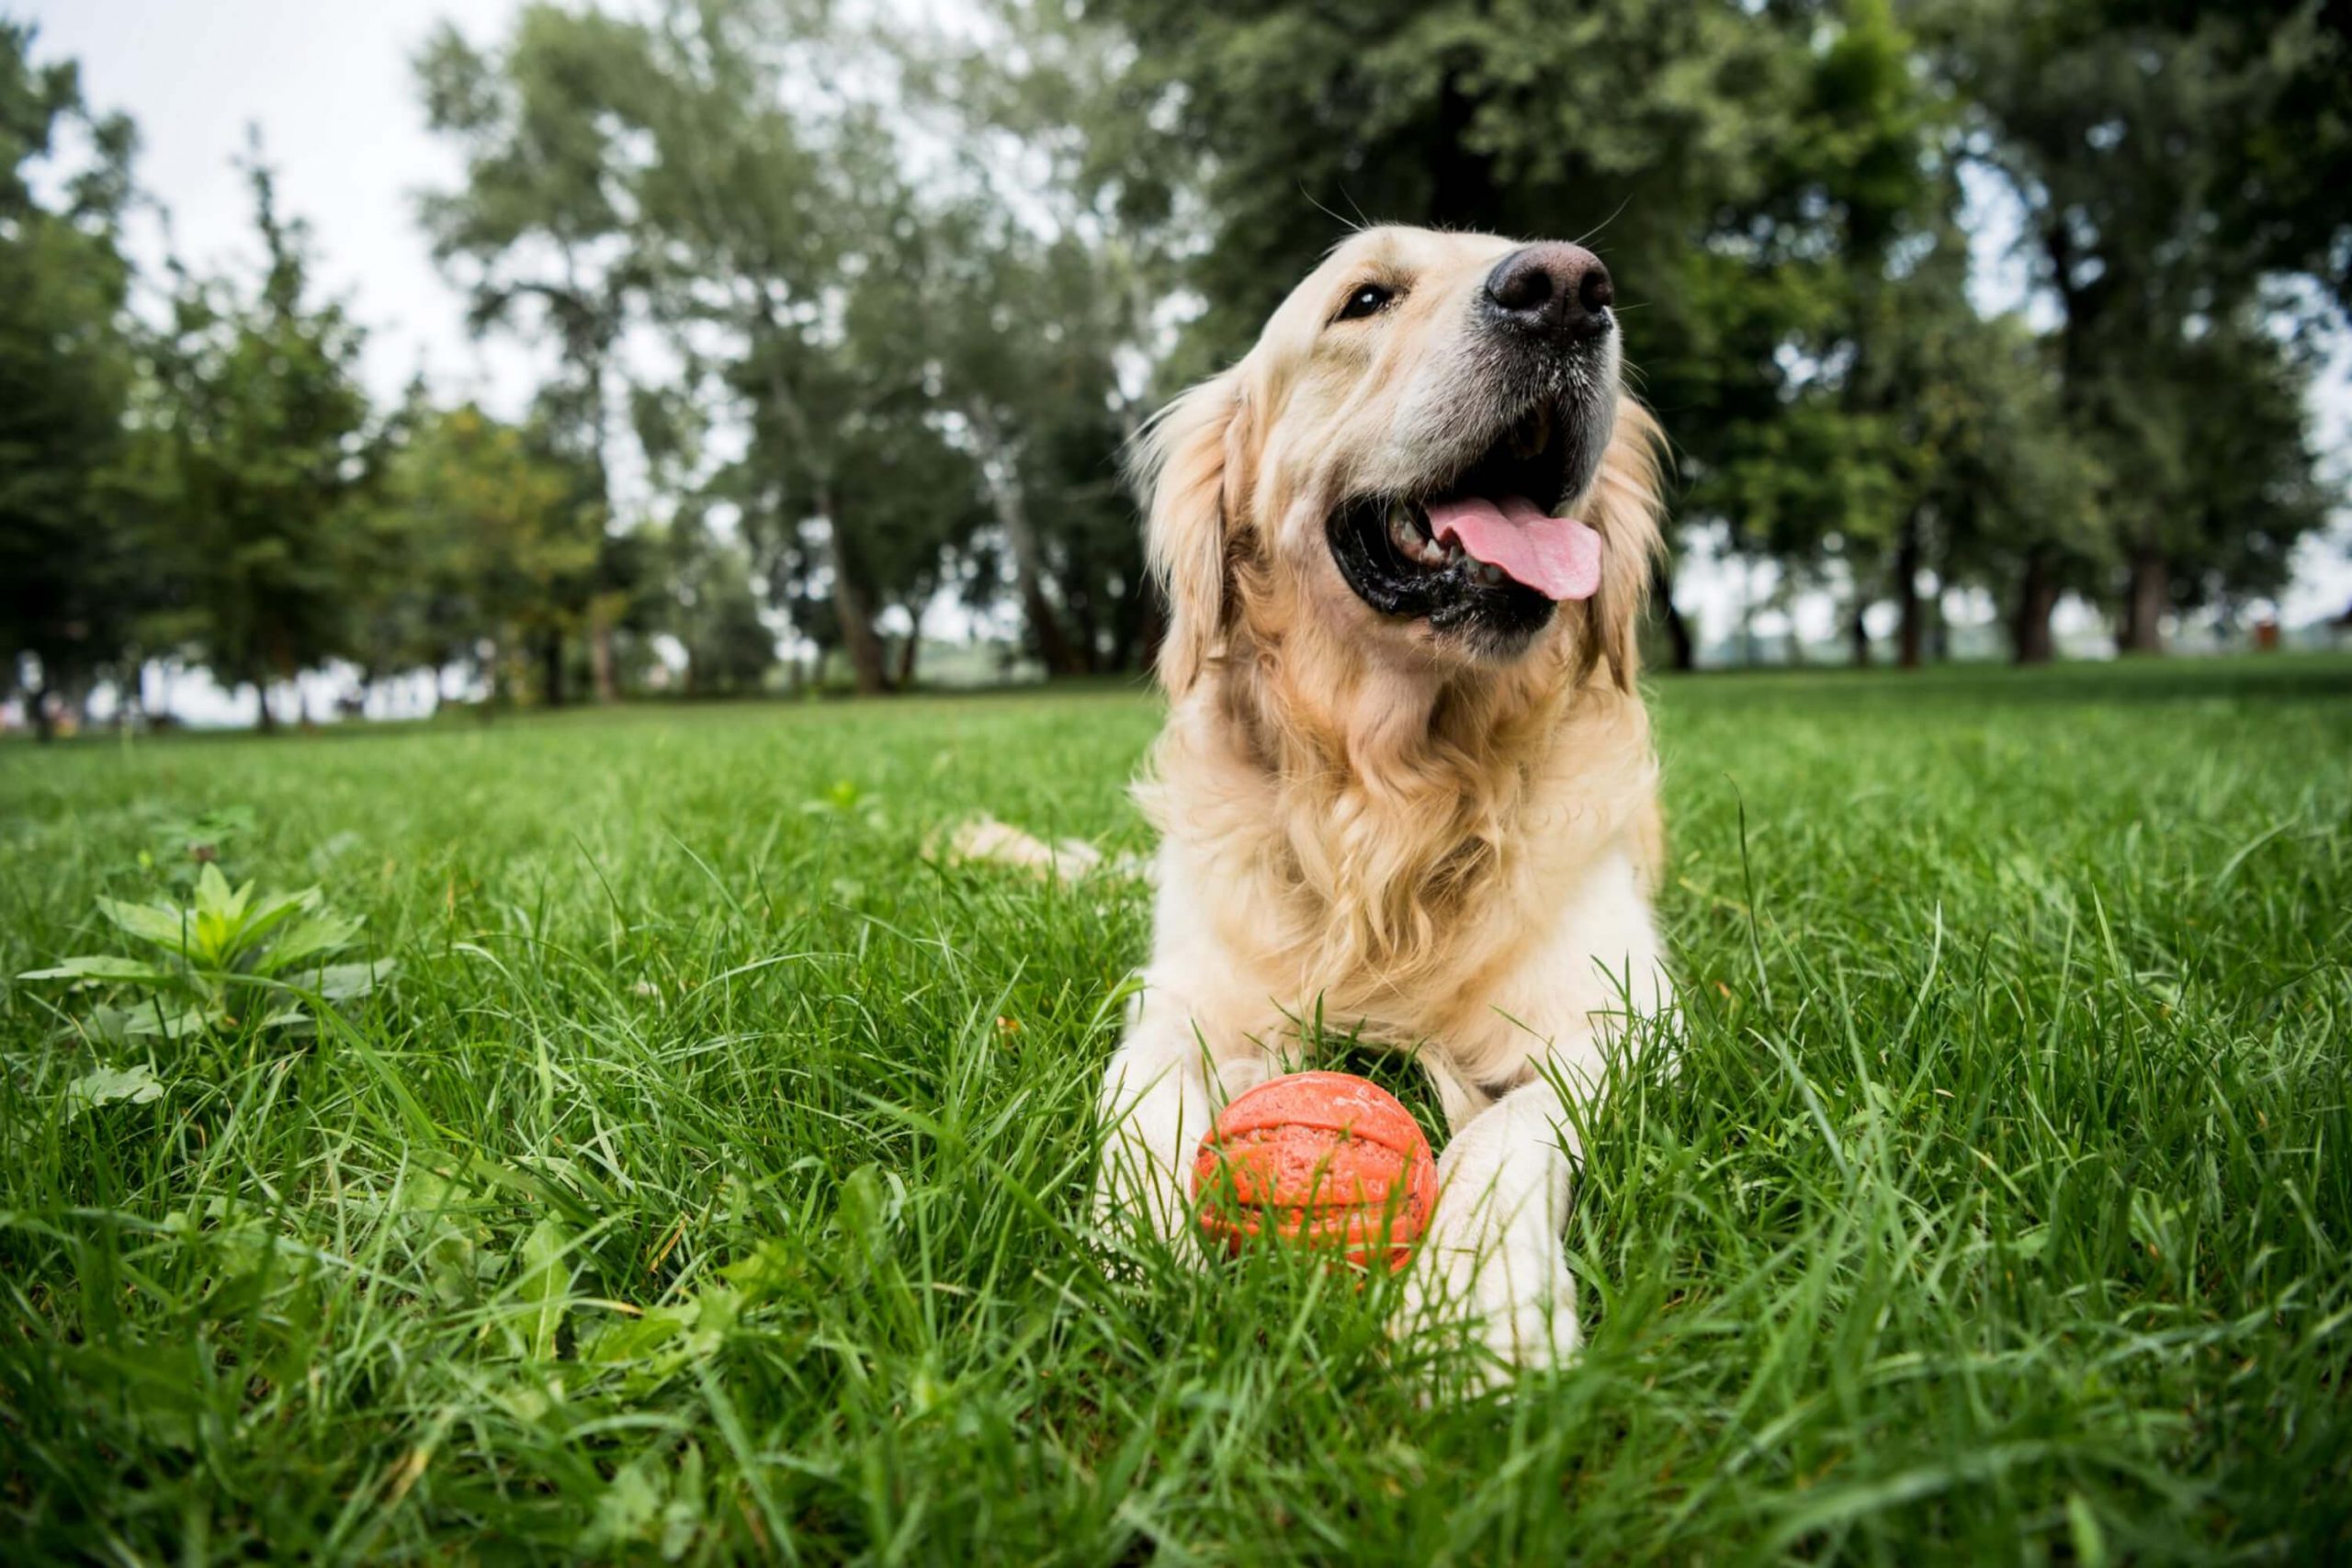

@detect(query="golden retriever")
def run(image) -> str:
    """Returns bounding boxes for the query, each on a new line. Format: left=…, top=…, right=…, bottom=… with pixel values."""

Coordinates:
left=1095, top=225, right=1674, bottom=1377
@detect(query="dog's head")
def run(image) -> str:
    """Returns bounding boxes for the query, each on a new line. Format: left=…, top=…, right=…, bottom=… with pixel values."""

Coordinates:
left=1136, top=226, right=1663, bottom=696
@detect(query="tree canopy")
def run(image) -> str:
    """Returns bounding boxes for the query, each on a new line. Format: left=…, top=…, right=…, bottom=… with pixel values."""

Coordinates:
left=4, top=0, right=2346, bottom=733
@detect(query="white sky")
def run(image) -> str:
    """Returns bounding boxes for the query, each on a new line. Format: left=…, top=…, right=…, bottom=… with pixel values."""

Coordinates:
left=23, top=0, right=543, bottom=416
left=17, top=0, right=2352, bottom=719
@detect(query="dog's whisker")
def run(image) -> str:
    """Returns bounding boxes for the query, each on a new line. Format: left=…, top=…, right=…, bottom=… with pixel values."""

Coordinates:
left=1570, top=197, right=1634, bottom=251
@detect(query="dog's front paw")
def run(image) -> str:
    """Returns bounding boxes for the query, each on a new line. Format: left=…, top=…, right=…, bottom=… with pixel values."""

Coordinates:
left=1395, top=1211, right=1579, bottom=1384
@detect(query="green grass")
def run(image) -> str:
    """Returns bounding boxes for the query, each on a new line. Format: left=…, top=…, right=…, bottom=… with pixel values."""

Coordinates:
left=4, top=656, right=2348, bottom=1563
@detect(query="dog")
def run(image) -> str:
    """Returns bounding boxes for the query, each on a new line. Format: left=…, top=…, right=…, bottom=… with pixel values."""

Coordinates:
left=1094, top=225, right=1674, bottom=1376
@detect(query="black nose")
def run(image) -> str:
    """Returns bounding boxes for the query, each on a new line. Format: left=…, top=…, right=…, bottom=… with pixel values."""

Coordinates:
left=1482, top=243, right=1614, bottom=344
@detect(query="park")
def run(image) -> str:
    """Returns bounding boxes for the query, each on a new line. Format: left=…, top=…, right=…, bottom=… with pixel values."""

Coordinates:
left=4, top=0, right=2349, bottom=1560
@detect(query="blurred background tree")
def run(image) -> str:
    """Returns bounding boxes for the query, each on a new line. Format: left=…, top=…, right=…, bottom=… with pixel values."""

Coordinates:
left=416, top=5, right=650, bottom=703
left=368, top=400, right=598, bottom=709
left=648, top=507, right=776, bottom=696
left=2, top=0, right=2346, bottom=730
left=1919, top=0, right=2347, bottom=654
left=126, top=146, right=378, bottom=730
left=0, top=22, right=139, bottom=737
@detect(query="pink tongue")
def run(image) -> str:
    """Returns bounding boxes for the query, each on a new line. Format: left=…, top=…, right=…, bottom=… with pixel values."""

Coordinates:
left=1426, top=495, right=1602, bottom=602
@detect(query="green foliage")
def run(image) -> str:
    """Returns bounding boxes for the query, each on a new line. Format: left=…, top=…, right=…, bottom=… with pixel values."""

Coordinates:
left=419, top=0, right=1159, bottom=691
left=649, top=513, right=777, bottom=696
left=0, top=23, right=141, bottom=725
left=1916, top=0, right=2345, bottom=635
left=1, top=663, right=2346, bottom=1557
left=364, top=401, right=602, bottom=704
left=60, top=1060, right=164, bottom=1117
left=416, top=7, right=650, bottom=701
left=20, top=862, right=390, bottom=1043
left=127, top=145, right=377, bottom=718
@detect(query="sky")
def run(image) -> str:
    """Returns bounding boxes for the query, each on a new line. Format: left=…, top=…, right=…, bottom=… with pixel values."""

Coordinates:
left=24, top=0, right=542, bottom=415
left=17, top=0, right=2352, bottom=718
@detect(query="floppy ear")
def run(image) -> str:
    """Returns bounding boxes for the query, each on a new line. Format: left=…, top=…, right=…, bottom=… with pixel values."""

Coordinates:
left=1577, top=396, right=1669, bottom=690
left=1132, top=370, right=1252, bottom=695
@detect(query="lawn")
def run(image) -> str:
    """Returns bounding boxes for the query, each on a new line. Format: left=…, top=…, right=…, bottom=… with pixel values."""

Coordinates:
left=4, top=657, right=2349, bottom=1563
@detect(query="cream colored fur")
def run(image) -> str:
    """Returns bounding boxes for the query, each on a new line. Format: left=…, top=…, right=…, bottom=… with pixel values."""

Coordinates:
left=1094, top=227, right=1676, bottom=1379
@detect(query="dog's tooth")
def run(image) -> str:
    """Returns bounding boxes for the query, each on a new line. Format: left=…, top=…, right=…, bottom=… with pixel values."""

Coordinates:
left=1386, top=504, right=1419, bottom=554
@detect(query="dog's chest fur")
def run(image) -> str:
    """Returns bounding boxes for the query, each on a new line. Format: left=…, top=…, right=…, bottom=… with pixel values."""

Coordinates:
left=1141, top=666, right=1657, bottom=1064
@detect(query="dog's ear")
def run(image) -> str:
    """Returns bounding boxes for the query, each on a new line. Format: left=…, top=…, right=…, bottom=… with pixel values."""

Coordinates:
left=1132, top=369, right=1253, bottom=696
left=1578, top=397, right=1669, bottom=690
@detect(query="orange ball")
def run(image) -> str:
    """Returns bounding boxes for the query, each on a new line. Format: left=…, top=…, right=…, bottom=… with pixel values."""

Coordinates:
left=1192, top=1070, right=1440, bottom=1269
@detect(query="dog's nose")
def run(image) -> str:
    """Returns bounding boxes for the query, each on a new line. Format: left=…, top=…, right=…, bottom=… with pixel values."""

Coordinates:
left=1483, top=243, right=1613, bottom=344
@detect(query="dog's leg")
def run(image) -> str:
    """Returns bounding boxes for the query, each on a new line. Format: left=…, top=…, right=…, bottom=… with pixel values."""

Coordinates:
left=1397, top=1072, right=1584, bottom=1376
left=1091, top=987, right=1270, bottom=1247
left=1398, top=852, right=1668, bottom=1380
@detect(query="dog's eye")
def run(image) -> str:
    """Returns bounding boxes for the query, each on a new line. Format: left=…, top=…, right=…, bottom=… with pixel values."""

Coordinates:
left=1335, top=283, right=1396, bottom=322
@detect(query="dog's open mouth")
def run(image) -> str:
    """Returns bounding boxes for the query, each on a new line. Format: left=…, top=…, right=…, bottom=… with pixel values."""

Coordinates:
left=1326, top=399, right=1607, bottom=648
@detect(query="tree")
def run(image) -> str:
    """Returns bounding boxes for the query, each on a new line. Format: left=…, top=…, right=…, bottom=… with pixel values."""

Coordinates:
left=1921, top=0, right=2345, bottom=653
left=416, top=9, right=649, bottom=702
left=2119, top=314, right=2333, bottom=642
left=1876, top=291, right=2105, bottom=664
left=131, top=145, right=376, bottom=730
left=915, top=209, right=1134, bottom=675
left=0, top=23, right=140, bottom=738
left=375, top=402, right=600, bottom=708
left=650, top=511, right=775, bottom=694
left=886, top=12, right=1185, bottom=675
left=341, top=380, right=476, bottom=699
left=424, top=2, right=945, bottom=694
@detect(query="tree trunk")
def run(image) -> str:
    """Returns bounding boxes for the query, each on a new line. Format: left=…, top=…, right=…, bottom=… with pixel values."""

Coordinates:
left=1655, top=558, right=1696, bottom=671
left=540, top=631, right=567, bottom=706
left=590, top=614, right=618, bottom=703
left=2120, top=547, right=2167, bottom=655
left=742, top=310, right=888, bottom=697
left=1895, top=517, right=1926, bottom=670
left=254, top=682, right=278, bottom=734
left=2012, top=550, right=2058, bottom=665
left=1065, top=587, right=1102, bottom=674
left=1849, top=604, right=1872, bottom=667
left=821, top=502, right=892, bottom=696
left=975, top=433, right=1089, bottom=677
left=895, top=628, right=920, bottom=689
left=29, top=679, right=55, bottom=743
